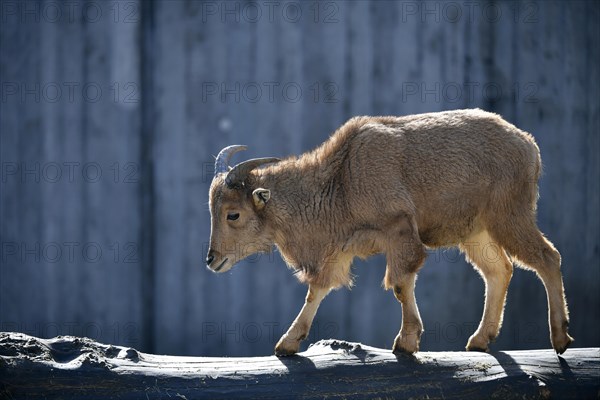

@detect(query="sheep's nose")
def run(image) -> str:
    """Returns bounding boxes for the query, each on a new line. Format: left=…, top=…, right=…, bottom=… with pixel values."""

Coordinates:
left=206, top=252, right=215, bottom=266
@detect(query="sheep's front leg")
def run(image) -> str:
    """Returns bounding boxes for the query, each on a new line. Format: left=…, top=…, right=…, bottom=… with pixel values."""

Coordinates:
left=391, top=272, right=425, bottom=354
left=275, top=285, right=329, bottom=356
left=384, top=215, right=427, bottom=354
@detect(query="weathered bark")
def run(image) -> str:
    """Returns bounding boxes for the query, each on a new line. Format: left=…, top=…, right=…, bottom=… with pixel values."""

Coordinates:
left=0, top=332, right=598, bottom=399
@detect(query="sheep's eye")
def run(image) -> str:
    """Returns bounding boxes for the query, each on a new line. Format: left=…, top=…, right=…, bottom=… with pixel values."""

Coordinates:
left=227, top=213, right=240, bottom=221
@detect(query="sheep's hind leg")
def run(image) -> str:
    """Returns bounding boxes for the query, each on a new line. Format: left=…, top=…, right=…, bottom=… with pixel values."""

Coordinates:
left=461, top=230, right=513, bottom=352
left=489, top=217, right=573, bottom=354
left=385, top=216, right=427, bottom=354
left=275, top=285, right=329, bottom=356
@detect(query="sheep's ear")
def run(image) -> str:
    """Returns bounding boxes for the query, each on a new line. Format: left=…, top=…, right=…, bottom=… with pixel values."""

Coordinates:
left=252, top=188, right=271, bottom=210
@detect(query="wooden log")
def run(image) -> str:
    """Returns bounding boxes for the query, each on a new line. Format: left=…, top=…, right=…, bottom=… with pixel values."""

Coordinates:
left=0, top=332, right=598, bottom=399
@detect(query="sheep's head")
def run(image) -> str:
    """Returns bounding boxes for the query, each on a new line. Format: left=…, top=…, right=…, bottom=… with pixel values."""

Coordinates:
left=206, top=145, right=280, bottom=273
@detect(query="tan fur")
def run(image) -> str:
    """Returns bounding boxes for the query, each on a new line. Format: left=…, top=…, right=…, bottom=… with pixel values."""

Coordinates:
left=208, top=109, right=573, bottom=355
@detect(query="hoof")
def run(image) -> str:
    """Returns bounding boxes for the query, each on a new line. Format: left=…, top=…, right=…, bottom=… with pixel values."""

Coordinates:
left=466, top=344, right=489, bottom=352
left=275, top=338, right=300, bottom=357
left=274, top=347, right=298, bottom=357
left=392, top=334, right=419, bottom=354
left=552, top=333, right=574, bottom=355
left=466, top=334, right=490, bottom=353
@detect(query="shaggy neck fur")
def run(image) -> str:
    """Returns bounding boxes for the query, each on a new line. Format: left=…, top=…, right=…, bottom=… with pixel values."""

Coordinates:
left=248, top=118, right=376, bottom=287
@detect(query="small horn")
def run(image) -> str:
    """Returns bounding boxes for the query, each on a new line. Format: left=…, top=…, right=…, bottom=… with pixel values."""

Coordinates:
left=225, top=157, right=281, bottom=188
left=214, top=145, right=247, bottom=176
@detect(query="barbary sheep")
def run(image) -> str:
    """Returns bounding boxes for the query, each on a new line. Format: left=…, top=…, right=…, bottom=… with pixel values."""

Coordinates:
left=206, top=108, right=573, bottom=356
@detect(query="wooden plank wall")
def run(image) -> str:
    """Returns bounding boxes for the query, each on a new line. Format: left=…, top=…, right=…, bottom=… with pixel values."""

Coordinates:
left=1, top=0, right=598, bottom=356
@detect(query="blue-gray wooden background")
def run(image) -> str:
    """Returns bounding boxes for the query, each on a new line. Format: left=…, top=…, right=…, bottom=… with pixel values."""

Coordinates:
left=1, top=0, right=599, bottom=356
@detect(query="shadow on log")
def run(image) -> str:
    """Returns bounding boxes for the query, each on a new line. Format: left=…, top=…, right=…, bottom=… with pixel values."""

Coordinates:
left=1, top=332, right=598, bottom=399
